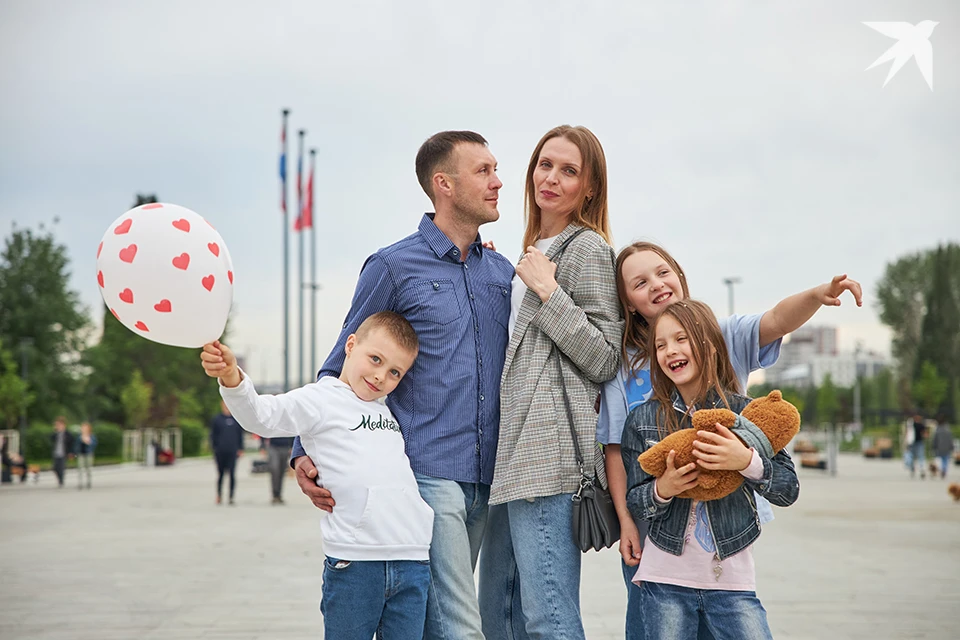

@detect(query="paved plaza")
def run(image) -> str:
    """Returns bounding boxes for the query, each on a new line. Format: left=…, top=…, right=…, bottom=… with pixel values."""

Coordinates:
left=1, top=453, right=958, bottom=639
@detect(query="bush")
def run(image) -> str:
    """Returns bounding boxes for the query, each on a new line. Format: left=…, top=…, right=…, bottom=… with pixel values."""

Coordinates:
left=92, top=422, right=123, bottom=457
left=23, top=424, right=52, bottom=461
left=179, top=418, right=206, bottom=457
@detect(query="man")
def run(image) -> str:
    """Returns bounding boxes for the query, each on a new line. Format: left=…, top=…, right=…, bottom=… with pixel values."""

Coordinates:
left=290, top=131, right=513, bottom=639
left=50, top=417, right=74, bottom=488
left=210, top=401, right=244, bottom=505
left=264, top=435, right=294, bottom=504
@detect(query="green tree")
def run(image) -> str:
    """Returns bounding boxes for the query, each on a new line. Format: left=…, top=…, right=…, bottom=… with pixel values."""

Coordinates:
left=817, top=373, right=840, bottom=425
left=913, top=361, right=948, bottom=418
left=120, top=369, right=152, bottom=429
left=0, top=339, right=35, bottom=428
left=915, top=244, right=960, bottom=419
left=0, top=226, right=91, bottom=422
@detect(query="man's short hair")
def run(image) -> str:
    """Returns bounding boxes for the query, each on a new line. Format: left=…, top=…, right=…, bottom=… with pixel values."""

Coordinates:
left=415, top=131, right=488, bottom=203
left=355, top=311, right=419, bottom=355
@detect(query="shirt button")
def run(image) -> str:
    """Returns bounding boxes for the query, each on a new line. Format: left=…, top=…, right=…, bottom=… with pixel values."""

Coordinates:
left=501, top=288, right=507, bottom=295
left=452, top=249, right=459, bottom=256
left=464, top=264, right=469, bottom=269
left=480, top=395, right=485, bottom=401
left=470, top=294, right=475, bottom=300
left=432, top=282, right=440, bottom=290
left=475, top=443, right=480, bottom=452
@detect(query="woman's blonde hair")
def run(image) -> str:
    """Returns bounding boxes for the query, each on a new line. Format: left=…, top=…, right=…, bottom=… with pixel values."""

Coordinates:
left=522, top=125, right=611, bottom=249
left=646, top=299, right=740, bottom=437
left=615, top=241, right=690, bottom=375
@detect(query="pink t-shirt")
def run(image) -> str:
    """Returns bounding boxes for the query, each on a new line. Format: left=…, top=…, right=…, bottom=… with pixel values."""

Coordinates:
left=634, top=450, right=765, bottom=591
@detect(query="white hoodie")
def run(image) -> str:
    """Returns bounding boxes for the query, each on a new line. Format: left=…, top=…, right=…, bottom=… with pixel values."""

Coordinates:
left=220, top=373, right=434, bottom=561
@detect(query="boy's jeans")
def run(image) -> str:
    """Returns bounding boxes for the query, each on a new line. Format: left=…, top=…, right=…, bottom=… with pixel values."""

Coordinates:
left=414, top=472, right=489, bottom=640
left=320, top=557, right=430, bottom=640
left=478, top=494, right=585, bottom=640
left=639, top=581, right=773, bottom=640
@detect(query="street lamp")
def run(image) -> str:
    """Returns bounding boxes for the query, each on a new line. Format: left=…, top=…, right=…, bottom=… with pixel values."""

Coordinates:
left=722, top=277, right=742, bottom=316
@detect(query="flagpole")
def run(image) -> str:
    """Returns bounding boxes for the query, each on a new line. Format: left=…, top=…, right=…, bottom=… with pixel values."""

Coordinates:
left=280, top=109, right=290, bottom=393
left=309, top=147, right=317, bottom=382
left=297, top=128, right=306, bottom=388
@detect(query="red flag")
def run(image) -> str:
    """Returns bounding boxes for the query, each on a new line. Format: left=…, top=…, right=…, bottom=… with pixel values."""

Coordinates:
left=301, top=165, right=313, bottom=229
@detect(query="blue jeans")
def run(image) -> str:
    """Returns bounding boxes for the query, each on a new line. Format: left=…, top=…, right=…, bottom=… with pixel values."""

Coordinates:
left=478, top=494, right=585, bottom=640
left=320, top=557, right=430, bottom=639
left=622, top=559, right=715, bottom=640
left=640, top=581, right=773, bottom=640
left=938, top=455, right=950, bottom=477
left=907, top=441, right=926, bottom=474
left=414, top=473, right=489, bottom=640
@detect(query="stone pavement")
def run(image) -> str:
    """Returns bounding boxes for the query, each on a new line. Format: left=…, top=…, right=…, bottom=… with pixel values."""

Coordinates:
left=1, top=454, right=958, bottom=639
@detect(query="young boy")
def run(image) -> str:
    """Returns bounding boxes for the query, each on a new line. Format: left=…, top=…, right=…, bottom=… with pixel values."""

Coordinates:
left=200, top=311, right=434, bottom=640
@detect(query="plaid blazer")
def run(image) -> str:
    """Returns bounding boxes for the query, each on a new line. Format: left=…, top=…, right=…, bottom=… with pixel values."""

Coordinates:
left=490, top=225, right=624, bottom=505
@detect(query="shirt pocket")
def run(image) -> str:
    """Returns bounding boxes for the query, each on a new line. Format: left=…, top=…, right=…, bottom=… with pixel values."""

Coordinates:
left=413, top=279, right=461, bottom=325
left=479, top=282, right=511, bottom=330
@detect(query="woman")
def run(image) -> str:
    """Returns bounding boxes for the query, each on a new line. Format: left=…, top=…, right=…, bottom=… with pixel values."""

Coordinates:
left=75, top=422, right=97, bottom=489
left=478, top=125, right=623, bottom=639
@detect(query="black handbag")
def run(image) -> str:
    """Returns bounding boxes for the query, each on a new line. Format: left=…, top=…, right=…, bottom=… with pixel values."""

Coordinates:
left=546, top=229, right=620, bottom=553
left=554, top=350, right=621, bottom=552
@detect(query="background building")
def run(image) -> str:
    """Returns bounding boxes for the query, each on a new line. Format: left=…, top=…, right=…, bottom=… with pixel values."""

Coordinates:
left=763, top=326, right=888, bottom=388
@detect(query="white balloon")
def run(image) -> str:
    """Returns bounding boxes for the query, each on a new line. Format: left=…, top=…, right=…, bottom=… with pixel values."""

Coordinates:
left=96, top=203, right=234, bottom=348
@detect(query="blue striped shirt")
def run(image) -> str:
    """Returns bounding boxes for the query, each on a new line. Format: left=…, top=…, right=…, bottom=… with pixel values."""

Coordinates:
left=290, top=214, right=514, bottom=484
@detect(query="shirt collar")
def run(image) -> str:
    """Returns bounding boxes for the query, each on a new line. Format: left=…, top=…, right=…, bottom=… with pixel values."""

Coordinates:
left=418, top=213, right=483, bottom=261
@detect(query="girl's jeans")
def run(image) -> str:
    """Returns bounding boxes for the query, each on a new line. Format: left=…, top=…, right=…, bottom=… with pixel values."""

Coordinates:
left=640, top=581, right=773, bottom=640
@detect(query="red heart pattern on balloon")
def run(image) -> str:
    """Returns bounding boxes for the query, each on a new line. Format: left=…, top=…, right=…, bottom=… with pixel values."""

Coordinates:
left=172, top=219, right=191, bottom=232
left=135, top=321, right=149, bottom=332
left=97, top=242, right=103, bottom=258
left=202, top=275, right=215, bottom=291
left=114, top=219, right=132, bottom=235
left=97, top=271, right=104, bottom=288
left=110, top=308, right=120, bottom=320
left=119, top=288, right=134, bottom=303
left=172, top=253, right=190, bottom=270
left=228, top=270, right=234, bottom=284
left=142, top=203, right=163, bottom=210
left=154, top=299, right=172, bottom=313
left=119, top=244, right=138, bottom=263
left=207, top=242, right=220, bottom=256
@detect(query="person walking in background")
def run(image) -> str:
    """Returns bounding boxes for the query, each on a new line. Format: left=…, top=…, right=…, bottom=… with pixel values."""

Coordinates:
left=932, top=416, right=954, bottom=479
left=74, top=422, right=97, bottom=490
left=50, top=417, right=74, bottom=488
left=266, top=435, right=294, bottom=505
left=904, top=414, right=928, bottom=479
left=210, top=400, right=244, bottom=505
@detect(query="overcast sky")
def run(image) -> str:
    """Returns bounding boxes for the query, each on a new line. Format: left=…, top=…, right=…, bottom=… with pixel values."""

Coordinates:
left=2, top=0, right=957, bottom=387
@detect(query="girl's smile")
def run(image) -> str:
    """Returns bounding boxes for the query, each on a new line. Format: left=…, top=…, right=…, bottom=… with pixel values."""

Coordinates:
left=621, top=250, right=685, bottom=321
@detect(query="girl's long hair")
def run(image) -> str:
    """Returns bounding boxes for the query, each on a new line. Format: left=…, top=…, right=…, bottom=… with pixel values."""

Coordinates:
left=616, top=241, right=690, bottom=375
left=647, top=299, right=741, bottom=437
left=522, top=125, right=611, bottom=249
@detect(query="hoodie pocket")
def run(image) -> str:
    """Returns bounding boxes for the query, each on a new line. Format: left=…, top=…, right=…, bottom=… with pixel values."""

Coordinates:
left=354, top=486, right=435, bottom=547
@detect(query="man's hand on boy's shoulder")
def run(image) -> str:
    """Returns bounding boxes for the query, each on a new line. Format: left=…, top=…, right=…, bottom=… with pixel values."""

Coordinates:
left=294, top=455, right=336, bottom=513
left=201, top=340, right=242, bottom=388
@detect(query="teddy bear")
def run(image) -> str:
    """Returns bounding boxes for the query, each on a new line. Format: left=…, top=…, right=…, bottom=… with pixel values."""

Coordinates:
left=637, top=390, right=801, bottom=501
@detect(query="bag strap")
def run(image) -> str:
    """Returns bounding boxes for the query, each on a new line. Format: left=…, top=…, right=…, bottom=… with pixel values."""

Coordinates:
left=545, top=228, right=589, bottom=477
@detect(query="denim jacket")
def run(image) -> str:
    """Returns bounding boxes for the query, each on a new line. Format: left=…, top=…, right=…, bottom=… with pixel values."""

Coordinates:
left=621, top=391, right=799, bottom=560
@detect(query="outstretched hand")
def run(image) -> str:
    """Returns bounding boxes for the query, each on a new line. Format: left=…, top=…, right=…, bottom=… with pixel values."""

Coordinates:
left=200, top=340, right=241, bottom=387
left=817, top=274, right=863, bottom=307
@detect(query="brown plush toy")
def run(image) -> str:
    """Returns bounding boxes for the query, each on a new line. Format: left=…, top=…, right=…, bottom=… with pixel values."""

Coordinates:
left=637, top=390, right=801, bottom=501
